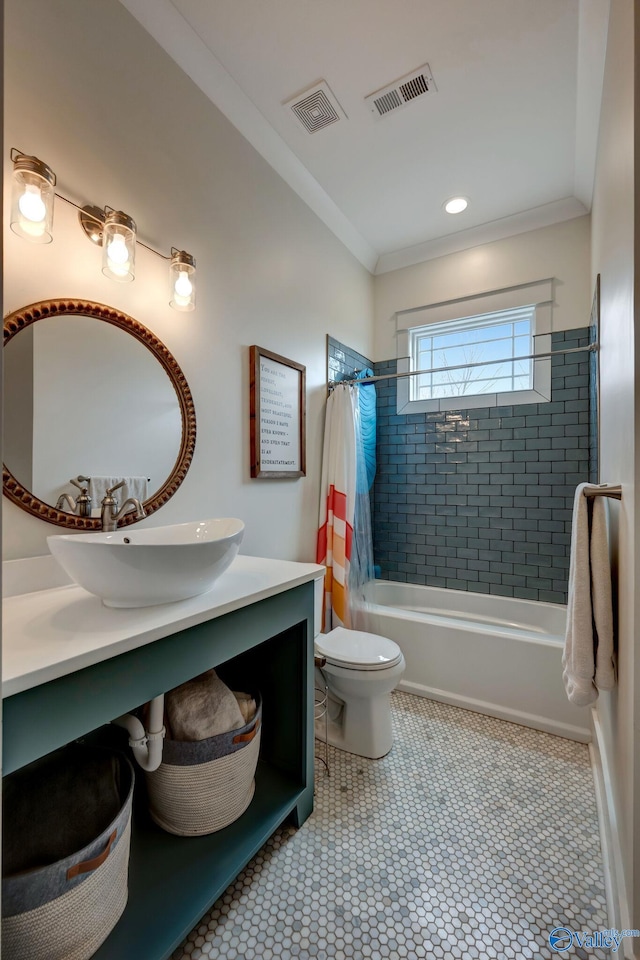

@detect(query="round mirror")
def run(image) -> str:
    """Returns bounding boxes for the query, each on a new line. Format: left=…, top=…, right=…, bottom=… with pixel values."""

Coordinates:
left=3, top=299, right=196, bottom=529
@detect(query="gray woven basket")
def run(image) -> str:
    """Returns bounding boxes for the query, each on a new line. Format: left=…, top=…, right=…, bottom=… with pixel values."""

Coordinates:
left=2, top=746, right=134, bottom=960
left=147, top=694, right=262, bottom=836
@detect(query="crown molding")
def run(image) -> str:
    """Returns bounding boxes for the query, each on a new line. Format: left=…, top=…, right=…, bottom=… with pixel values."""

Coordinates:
left=118, top=0, right=378, bottom=273
left=374, top=197, right=588, bottom=275
left=574, top=0, right=610, bottom=210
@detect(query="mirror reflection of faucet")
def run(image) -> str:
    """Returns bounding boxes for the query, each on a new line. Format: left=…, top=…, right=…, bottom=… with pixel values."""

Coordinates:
left=100, top=480, right=146, bottom=531
left=55, top=478, right=92, bottom=517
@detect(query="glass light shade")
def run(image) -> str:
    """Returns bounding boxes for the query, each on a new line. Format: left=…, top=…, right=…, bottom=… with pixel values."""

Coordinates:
left=10, top=154, right=56, bottom=244
left=169, top=251, right=196, bottom=312
left=102, top=211, right=136, bottom=282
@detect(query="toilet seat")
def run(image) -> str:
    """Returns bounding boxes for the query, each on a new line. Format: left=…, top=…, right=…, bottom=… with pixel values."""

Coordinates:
left=316, top=627, right=403, bottom=672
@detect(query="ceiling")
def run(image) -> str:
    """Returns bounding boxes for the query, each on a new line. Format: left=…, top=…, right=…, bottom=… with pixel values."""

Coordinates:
left=120, top=0, right=609, bottom=274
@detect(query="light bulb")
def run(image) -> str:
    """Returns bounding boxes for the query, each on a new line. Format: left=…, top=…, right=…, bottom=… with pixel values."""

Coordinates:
left=107, top=234, right=129, bottom=264
left=18, top=184, right=46, bottom=223
left=174, top=270, right=193, bottom=304
left=169, top=251, right=196, bottom=311
left=106, top=234, right=130, bottom=276
left=101, top=210, right=135, bottom=281
left=10, top=153, right=55, bottom=243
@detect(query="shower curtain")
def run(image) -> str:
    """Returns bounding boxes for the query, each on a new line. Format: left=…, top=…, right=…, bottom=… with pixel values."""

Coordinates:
left=316, top=383, right=375, bottom=631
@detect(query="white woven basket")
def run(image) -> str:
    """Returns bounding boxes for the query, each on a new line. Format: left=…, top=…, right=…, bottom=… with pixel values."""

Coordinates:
left=147, top=696, right=262, bottom=837
left=3, top=820, right=132, bottom=960
left=2, top=748, right=134, bottom=960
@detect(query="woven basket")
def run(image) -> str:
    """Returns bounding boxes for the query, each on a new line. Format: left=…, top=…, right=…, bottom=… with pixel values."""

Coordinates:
left=147, top=694, right=262, bottom=836
left=2, top=746, right=134, bottom=960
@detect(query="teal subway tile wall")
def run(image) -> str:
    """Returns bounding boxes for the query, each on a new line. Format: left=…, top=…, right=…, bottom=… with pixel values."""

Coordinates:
left=327, top=336, right=373, bottom=384
left=373, top=329, right=592, bottom=604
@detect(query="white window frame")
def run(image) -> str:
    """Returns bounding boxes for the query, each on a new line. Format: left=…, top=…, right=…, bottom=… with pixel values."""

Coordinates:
left=396, top=278, right=553, bottom=415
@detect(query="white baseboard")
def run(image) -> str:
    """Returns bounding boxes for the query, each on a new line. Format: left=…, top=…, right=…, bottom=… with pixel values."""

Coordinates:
left=590, top=708, right=637, bottom=958
left=396, top=679, right=592, bottom=742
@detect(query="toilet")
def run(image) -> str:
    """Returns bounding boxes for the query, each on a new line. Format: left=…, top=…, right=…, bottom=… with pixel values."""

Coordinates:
left=313, top=579, right=405, bottom=759
left=315, top=627, right=406, bottom=759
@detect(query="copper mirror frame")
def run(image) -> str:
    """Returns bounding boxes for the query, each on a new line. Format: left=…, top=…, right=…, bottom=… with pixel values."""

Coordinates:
left=3, top=298, right=197, bottom=529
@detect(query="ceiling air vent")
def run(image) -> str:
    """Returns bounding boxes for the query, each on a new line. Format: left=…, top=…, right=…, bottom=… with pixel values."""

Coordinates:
left=284, top=80, right=347, bottom=134
left=365, top=63, right=436, bottom=119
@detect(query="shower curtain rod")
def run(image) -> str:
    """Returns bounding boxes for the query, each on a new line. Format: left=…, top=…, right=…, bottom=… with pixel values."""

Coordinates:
left=329, top=343, right=597, bottom=387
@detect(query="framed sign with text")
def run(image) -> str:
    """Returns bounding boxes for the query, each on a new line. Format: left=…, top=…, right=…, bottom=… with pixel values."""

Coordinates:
left=250, top=345, right=306, bottom=478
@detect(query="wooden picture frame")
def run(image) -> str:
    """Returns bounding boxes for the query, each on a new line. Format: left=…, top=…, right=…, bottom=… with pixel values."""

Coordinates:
left=250, top=345, right=306, bottom=478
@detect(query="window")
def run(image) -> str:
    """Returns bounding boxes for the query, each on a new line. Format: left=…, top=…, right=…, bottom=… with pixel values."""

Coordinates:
left=395, top=280, right=553, bottom=415
left=410, top=305, right=535, bottom=402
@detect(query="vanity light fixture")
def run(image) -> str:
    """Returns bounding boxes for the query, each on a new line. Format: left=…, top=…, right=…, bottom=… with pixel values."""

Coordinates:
left=444, top=196, right=469, bottom=214
left=102, top=210, right=137, bottom=283
left=9, top=149, right=56, bottom=243
left=169, top=249, right=196, bottom=312
left=78, top=204, right=105, bottom=245
left=79, top=204, right=137, bottom=283
left=9, top=148, right=197, bottom=310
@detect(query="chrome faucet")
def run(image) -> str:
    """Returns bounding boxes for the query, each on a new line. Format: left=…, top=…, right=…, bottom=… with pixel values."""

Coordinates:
left=56, top=479, right=93, bottom=517
left=56, top=492, right=79, bottom=513
left=100, top=480, right=146, bottom=532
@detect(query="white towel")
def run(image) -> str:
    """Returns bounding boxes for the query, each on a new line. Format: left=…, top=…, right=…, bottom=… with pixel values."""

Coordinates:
left=166, top=669, right=245, bottom=742
left=88, top=476, right=148, bottom=505
left=123, top=476, right=148, bottom=502
left=233, top=691, right=257, bottom=725
left=562, top=483, right=616, bottom=705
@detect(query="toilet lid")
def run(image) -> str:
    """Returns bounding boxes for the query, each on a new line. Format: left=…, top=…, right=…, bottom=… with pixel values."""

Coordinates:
left=316, top=627, right=402, bottom=669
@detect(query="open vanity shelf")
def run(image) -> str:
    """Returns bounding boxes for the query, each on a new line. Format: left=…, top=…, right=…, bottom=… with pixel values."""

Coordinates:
left=93, top=761, right=305, bottom=959
left=3, top=560, right=319, bottom=960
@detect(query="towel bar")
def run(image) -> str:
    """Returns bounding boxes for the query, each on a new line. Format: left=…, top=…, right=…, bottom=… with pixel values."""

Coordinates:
left=583, top=484, right=622, bottom=500
left=75, top=474, right=151, bottom=483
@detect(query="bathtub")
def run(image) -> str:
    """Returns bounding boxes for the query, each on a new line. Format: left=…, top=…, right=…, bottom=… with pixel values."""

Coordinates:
left=363, top=580, right=591, bottom=742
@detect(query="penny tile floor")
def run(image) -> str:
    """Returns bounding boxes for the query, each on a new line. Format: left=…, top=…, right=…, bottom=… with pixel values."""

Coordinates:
left=173, top=692, right=609, bottom=960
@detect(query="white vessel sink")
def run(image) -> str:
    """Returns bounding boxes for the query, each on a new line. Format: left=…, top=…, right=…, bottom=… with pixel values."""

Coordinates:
left=48, top=518, right=244, bottom=608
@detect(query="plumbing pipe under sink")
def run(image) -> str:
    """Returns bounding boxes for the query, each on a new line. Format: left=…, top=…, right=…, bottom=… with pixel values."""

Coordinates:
left=112, top=694, right=165, bottom=772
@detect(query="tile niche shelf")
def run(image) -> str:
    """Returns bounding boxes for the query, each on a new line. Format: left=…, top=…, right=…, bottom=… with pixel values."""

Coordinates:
left=2, top=557, right=319, bottom=960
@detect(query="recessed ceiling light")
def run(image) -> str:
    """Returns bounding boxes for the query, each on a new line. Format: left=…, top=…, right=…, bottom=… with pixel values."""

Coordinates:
left=444, top=197, right=468, bottom=214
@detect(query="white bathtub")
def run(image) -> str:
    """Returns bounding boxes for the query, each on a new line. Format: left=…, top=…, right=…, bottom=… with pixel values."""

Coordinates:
left=363, top=580, right=591, bottom=742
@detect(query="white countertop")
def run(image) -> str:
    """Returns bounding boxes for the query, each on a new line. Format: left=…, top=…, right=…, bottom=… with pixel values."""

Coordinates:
left=3, top=555, right=324, bottom=698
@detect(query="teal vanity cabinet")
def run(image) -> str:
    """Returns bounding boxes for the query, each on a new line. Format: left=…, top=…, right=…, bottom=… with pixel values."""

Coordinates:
left=2, top=575, right=316, bottom=960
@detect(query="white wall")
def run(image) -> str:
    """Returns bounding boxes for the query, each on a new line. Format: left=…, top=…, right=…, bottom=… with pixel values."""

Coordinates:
left=3, top=0, right=374, bottom=561
left=373, top=216, right=591, bottom=362
left=590, top=0, right=639, bottom=949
